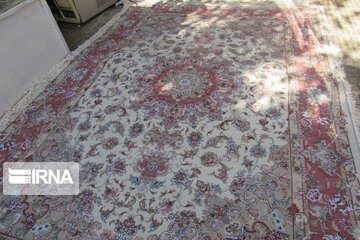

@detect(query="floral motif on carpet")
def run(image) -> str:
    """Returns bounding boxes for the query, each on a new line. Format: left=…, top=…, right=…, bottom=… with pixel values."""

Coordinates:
left=0, top=2, right=360, bottom=240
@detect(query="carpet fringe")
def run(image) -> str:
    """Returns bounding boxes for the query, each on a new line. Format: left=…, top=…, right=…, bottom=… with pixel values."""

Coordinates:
left=0, top=0, right=132, bottom=132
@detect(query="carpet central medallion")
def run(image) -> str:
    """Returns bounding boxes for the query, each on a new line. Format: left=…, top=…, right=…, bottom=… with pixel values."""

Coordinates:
left=152, top=64, right=216, bottom=104
left=132, top=59, right=238, bottom=127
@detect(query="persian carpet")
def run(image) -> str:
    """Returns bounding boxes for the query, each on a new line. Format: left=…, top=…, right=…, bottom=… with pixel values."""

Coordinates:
left=1, top=0, right=360, bottom=239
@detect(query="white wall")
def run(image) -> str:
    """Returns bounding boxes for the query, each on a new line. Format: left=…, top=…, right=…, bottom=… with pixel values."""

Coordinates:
left=0, top=0, right=69, bottom=116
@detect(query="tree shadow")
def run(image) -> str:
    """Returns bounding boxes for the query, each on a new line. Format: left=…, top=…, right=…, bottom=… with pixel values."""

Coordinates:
left=1, top=0, right=359, bottom=239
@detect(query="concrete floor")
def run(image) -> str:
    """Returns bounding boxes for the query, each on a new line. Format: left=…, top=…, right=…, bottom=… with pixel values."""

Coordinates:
left=58, top=4, right=121, bottom=51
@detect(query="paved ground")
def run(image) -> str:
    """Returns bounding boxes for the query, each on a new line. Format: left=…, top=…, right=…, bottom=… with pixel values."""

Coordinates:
left=59, top=5, right=121, bottom=51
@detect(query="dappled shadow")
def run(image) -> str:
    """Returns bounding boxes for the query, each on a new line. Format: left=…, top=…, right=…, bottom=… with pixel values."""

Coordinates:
left=295, top=0, right=360, bottom=109
left=0, top=0, right=359, bottom=239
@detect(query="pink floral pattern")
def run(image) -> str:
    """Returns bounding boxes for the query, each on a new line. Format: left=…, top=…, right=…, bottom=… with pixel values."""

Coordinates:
left=0, top=2, right=360, bottom=240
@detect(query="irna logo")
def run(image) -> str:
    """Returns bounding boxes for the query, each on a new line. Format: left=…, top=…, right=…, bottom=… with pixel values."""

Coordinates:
left=8, top=168, right=74, bottom=185
left=3, top=162, right=79, bottom=195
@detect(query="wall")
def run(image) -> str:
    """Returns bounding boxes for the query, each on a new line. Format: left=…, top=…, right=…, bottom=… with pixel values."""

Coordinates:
left=0, top=0, right=69, bottom=116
